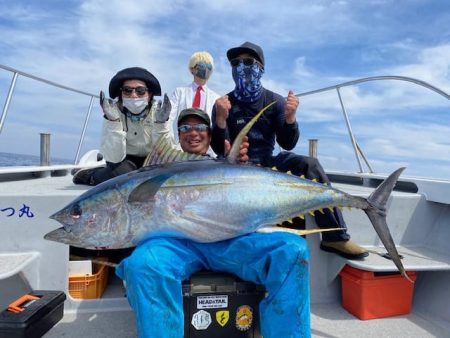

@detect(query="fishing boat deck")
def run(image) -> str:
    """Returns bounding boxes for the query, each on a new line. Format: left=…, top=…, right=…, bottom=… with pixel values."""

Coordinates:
left=2, top=173, right=450, bottom=337
left=41, top=302, right=449, bottom=338
left=0, top=174, right=89, bottom=196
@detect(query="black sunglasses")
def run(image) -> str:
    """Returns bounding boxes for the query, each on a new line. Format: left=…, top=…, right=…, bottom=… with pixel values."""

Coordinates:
left=121, top=86, right=148, bottom=96
left=230, top=57, right=261, bottom=67
left=178, top=123, right=210, bottom=133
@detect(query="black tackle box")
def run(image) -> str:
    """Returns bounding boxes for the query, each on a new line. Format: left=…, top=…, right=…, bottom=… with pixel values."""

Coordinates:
left=183, top=272, right=265, bottom=338
left=0, top=290, right=66, bottom=338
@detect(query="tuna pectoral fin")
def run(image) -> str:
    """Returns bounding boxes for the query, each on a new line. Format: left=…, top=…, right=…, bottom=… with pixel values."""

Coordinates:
left=364, top=167, right=413, bottom=283
left=128, top=174, right=173, bottom=203
left=257, top=226, right=342, bottom=236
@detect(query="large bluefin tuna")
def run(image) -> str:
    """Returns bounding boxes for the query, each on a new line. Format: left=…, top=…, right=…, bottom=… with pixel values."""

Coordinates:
left=45, top=102, right=410, bottom=281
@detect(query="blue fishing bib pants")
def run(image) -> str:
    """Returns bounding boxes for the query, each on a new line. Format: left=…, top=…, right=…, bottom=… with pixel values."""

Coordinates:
left=116, top=232, right=311, bottom=338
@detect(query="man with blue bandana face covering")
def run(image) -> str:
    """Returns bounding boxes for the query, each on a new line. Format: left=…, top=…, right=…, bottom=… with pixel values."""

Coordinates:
left=232, top=55, right=264, bottom=102
left=168, top=51, right=220, bottom=154
left=211, top=41, right=368, bottom=263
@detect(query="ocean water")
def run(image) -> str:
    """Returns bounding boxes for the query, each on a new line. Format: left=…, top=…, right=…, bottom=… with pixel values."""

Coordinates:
left=0, top=152, right=71, bottom=166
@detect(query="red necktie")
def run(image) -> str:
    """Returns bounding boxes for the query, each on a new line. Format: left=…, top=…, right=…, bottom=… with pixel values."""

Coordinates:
left=192, top=86, right=202, bottom=109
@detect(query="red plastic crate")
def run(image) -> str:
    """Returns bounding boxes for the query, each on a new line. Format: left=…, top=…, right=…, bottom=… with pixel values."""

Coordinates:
left=340, top=265, right=417, bottom=320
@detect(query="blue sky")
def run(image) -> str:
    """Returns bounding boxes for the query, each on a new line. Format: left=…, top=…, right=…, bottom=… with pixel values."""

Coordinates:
left=0, top=0, right=449, bottom=179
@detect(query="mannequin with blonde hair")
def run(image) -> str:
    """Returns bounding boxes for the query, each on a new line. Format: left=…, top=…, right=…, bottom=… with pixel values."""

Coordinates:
left=188, top=51, right=214, bottom=85
left=168, top=51, right=220, bottom=150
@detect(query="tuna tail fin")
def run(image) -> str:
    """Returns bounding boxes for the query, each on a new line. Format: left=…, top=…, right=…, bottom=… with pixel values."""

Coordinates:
left=226, top=101, right=277, bottom=164
left=363, top=167, right=413, bottom=283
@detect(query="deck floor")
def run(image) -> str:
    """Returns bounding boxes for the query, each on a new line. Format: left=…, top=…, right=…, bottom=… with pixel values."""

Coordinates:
left=43, top=303, right=448, bottom=338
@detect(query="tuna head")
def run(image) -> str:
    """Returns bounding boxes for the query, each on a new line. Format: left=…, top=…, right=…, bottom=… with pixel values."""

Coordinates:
left=46, top=183, right=131, bottom=249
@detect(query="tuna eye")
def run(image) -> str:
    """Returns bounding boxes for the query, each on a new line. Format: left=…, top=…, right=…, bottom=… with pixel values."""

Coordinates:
left=70, top=205, right=82, bottom=219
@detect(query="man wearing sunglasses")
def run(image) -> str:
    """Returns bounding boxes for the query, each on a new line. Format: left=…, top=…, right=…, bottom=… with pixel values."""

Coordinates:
left=73, top=67, right=174, bottom=185
left=211, top=42, right=368, bottom=260
left=116, top=107, right=310, bottom=338
left=177, top=108, right=212, bottom=155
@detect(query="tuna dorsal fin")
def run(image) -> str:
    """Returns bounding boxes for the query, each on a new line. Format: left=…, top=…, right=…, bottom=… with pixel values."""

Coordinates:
left=143, top=135, right=206, bottom=167
left=226, top=101, right=277, bottom=164
left=128, top=173, right=173, bottom=203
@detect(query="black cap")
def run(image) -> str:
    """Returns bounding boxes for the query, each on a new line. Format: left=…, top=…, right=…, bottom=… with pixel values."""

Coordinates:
left=177, top=108, right=211, bottom=127
left=108, top=67, right=161, bottom=99
left=227, top=41, right=265, bottom=67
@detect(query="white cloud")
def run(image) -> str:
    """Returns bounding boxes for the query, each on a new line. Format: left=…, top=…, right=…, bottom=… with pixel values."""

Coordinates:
left=386, top=44, right=450, bottom=92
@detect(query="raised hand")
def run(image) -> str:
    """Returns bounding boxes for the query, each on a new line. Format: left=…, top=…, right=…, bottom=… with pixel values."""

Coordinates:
left=285, top=90, right=299, bottom=124
left=214, top=95, right=231, bottom=129
left=154, top=93, right=172, bottom=123
left=100, top=91, right=120, bottom=121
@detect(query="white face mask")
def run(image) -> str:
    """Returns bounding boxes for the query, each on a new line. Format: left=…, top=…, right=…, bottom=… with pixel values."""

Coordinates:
left=122, top=98, right=148, bottom=115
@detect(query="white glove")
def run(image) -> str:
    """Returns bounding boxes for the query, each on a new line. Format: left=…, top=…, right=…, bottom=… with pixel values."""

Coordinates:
left=154, top=93, right=171, bottom=123
left=100, top=91, right=121, bottom=121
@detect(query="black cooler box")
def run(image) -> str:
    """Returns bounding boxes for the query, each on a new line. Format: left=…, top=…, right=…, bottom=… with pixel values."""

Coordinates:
left=0, top=290, right=66, bottom=338
left=183, top=272, right=265, bottom=338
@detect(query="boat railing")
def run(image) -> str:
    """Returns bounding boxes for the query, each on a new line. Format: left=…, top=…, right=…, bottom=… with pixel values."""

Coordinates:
left=2, top=65, right=449, bottom=174
left=0, top=64, right=99, bottom=164
left=295, top=75, right=450, bottom=174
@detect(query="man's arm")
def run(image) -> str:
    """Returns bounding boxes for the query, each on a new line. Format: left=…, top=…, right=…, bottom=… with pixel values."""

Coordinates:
left=151, top=98, right=180, bottom=151
left=210, top=96, right=231, bottom=157
left=275, top=91, right=300, bottom=150
left=100, top=119, right=127, bottom=163
left=99, top=91, right=127, bottom=163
